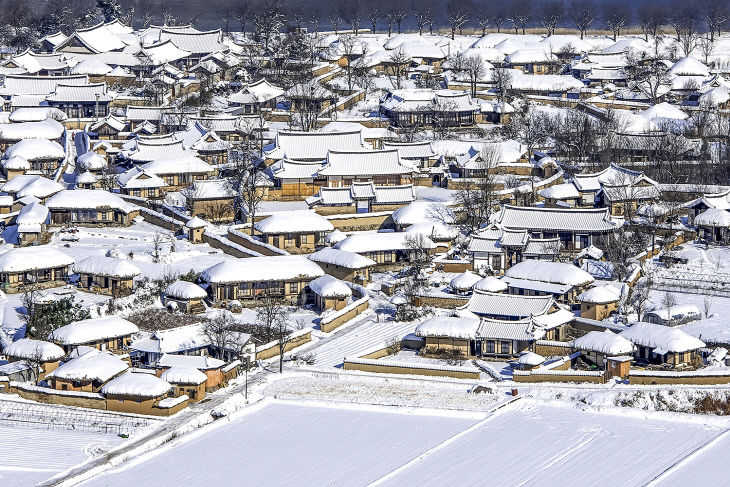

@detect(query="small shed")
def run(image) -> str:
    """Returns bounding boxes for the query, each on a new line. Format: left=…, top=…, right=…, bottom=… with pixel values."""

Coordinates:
left=185, top=216, right=207, bottom=243
left=160, top=366, right=207, bottom=401
left=164, top=280, right=207, bottom=314
left=102, top=371, right=180, bottom=416
left=577, top=285, right=621, bottom=320
left=308, top=274, right=352, bottom=311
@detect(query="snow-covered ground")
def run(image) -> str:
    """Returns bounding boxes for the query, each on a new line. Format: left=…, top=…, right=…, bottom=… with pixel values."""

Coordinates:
left=81, top=400, right=481, bottom=487
left=76, top=397, right=726, bottom=487
left=0, top=424, right=123, bottom=487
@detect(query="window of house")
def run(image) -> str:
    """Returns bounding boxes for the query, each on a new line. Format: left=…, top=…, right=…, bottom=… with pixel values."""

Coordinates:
left=500, top=341, right=510, bottom=355
left=289, top=282, right=298, bottom=294
left=485, top=341, right=495, bottom=353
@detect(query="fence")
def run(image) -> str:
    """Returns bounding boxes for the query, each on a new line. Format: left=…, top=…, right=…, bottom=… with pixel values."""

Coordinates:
left=0, top=396, right=158, bottom=435
left=629, top=369, right=730, bottom=385
left=320, top=285, right=369, bottom=333
left=343, top=357, right=480, bottom=380
left=255, top=329, right=312, bottom=360
left=513, top=369, right=606, bottom=384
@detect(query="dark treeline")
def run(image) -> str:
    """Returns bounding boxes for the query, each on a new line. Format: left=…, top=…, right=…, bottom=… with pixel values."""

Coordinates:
left=3, top=0, right=729, bottom=43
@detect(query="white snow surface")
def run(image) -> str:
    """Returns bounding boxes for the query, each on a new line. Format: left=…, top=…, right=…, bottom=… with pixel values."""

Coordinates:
left=572, top=329, right=635, bottom=355
left=505, top=260, right=595, bottom=286
left=50, top=316, right=139, bottom=345
left=164, top=280, right=207, bottom=300
left=253, top=210, right=334, bottom=234
left=308, top=274, right=352, bottom=298
left=101, top=371, right=172, bottom=397
left=201, top=255, right=324, bottom=284
left=73, top=256, right=142, bottom=278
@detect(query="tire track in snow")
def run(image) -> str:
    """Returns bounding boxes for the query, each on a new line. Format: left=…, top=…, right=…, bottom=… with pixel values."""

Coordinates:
left=365, top=397, right=522, bottom=487
left=643, top=428, right=730, bottom=486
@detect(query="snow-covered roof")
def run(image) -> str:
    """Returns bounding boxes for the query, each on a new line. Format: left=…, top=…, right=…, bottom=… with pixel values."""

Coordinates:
left=463, top=291, right=554, bottom=318
left=48, top=349, right=128, bottom=382
left=50, top=316, right=139, bottom=345
left=9, top=107, right=67, bottom=123
left=517, top=351, right=545, bottom=366
left=620, top=322, right=705, bottom=354
left=101, top=371, right=172, bottom=398
left=2, top=155, right=29, bottom=170
left=2, top=175, right=64, bottom=199
left=308, top=274, right=352, bottom=298
left=573, top=329, right=634, bottom=356
left=504, top=261, right=595, bottom=287
left=0, top=247, right=73, bottom=273
left=4, top=138, right=65, bottom=161
left=477, top=317, right=546, bottom=341
left=473, top=276, right=508, bottom=293
left=391, top=201, right=455, bottom=226
left=46, top=189, right=138, bottom=214
left=116, top=166, right=166, bottom=189
left=639, top=102, right=688, bottom=122
left=644, top=304, right=701, bottom=322
left=318, top=150, right=414, bottom=177
left=4, top=338, right=64, bottom=361
left=539, top=182, right=579, bottom=200
left=141, top=156, right=213, bottom=176
left=577, top=285, right=621, bottom=304
left=450, top=271, right=482, bottom=291
left=668, top=57, right=710, bottom=77
left=76, top=151, right=107, bottom=171
left=130, top=324, right=208, bottom=355
left=76, top=171, right=99, bottom=185
left=404, top=221, right=458, bottom=240
left=266, top=129, right=366, bottom=161
left=47, top=83, right=111, bottom=103
left=159, top=29, right=227, bottom=55
left=415, top=316, right=481, bottom=339
left=184, top=216, right=207, bottom=229
left=0, top=119, right=64, bottom=142
left=506, top=48, right=554, bottom=64
left=201, top=256, right=324, bottom=284
left=0, top=75, right=88, bottom=96
left=165, top=280, right=207, bottom=300
left=70, top=58, right=112, bottom=75
left=73, top=256, right=141, bottom=278
left=141, top=40, right=193, bottom=65
left=334, top=232, right=435, bottom=253
left=509, top=73, right=584, bottom=92
left=496, top=205, right=617, bottom=232
left=157, top=353, right=225, bottom=370
left=307, top=247, right=376, bottom=270
left=160, top=366, right=207, bottom=385
left=694, top=209, right=730, bottom=227
left=254, top=210, right=334, bottom=234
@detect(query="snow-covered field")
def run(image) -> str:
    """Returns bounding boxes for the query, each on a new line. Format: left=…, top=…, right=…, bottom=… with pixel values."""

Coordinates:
left=77, top=398, right=724, bottom=487
left=0, top=424, right=123, bottom=487
left=81, top=400, right=481, bottom=487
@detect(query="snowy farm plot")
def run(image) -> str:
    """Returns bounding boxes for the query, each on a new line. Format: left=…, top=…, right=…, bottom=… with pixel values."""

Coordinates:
left=378, top=401, right=723, bottom=487
left=77, top=398, right=724, bottom=487
left=82, top=400, right=481, bottom=487
left=0, top=423, right=124, bottom=487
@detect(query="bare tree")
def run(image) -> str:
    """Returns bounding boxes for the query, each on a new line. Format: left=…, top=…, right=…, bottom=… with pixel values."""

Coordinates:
left=255, top=295, right=290, bottom=373
left=697, top=36, right=715, bottom=65
left=661, top=291, right=677, bottom=325
left=252, top=0, right=285, bottom=49
left=603, top=0, right=628, bottom=42
left=367, top=4, right=381, bottom=34
left=386, top=47, right=411, bottom=90
left=637, top=3, right=664, bottom=42
left=463, top=54, right=486, bottom=98
left=341, top=0, right=364, bottom=35
left=413, top=0, right=434, bottom=35
left=703, top=1, right=728, bottom=42
left=475, top=12, right=491, bottom=36
left=572, top=0, right=594, bottom=39
left=703, top=296, right=713, bottom=318
left=540, top=0, right=564, bottom=36
left=635, top=62, right=672, bottom=105
left=230, top=149, right=267, bottom=234
left=492, top=6, right=508, bottom=33
left=491, top=67, right=513, bottom=103
left=508, top=0, right=532, bottom=35
left=447, top=0, right=472, bottom=39
left=203, top=313, right=238, bottom=359
left=455, top=144, right=501, bottom=234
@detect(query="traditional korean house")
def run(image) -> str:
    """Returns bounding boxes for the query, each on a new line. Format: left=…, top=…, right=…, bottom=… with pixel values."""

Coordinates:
left=380, top=89, right=480, bottom=128
left=572, top=329, right=635, bottom=368
left=102, top=372, right=183, bottom=416
left=284, top=80, right=338, bottom=114
left=0, top=247, right=73, bottom=292
left=381, top=141, right=438, bottom=168
left=159, top=366, right=207, bottom=401
left=505, top=48, right=558, bottom=74
left=686, top=189, right=730, bottom=226
left=89, top=114, right=128, bottom=139
left=73, top=256, right=141, bottom=296
left=49, top=316, right=139, bottom=354
left=158, top=29, right=229, bottom=66
left=45, top=189, right=140, bottom=226
left=317, top=150, right=415, bottom=187
left=620, top=322, right=705, bottom=367
left=163, top=280, right=208, bottom=314
left=577, top=285, right=622, bottom=320
left=493, top=205, right=618, bottom=252
left=227, top=79, right=284, bottom=114
left=186, top=179, right=235, bottom=223
left=1, top=155, right=30, bottom=179
left=264, top=129, right=367, bottom=163
left=253, top=210, right=334, bottom=252
left=334, top=232, right=436, bottom=267
left=116, top=166, right=167, bottom=199
left=157, top=353, right=229, bottom=392
left=46, top=82, right=112, bottom=118
left=3, top=138, right=65, bottom=174
left=308, top=274, right=352, bottom=311
left=140, top=156, right=215, bottom=191
left=1, top=175, right=64, bottom=203
left=189, top=131, right=231, bottom=164
left=468, top=225, right=560, bottom=273
left=3, top=338, right=65, bottom=381
left=0, top=119, right=65, bottom=150
left=307, top=247, right=376, bottom=284
left=47, top=348, right=129, bottom=392
left=308, top=183, right=417, bottom=213
left=200, top=255, right=324, bottom=304
left=15, top=201, right=50, bottom=246
left=502, top=261, right=595, bottom=308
